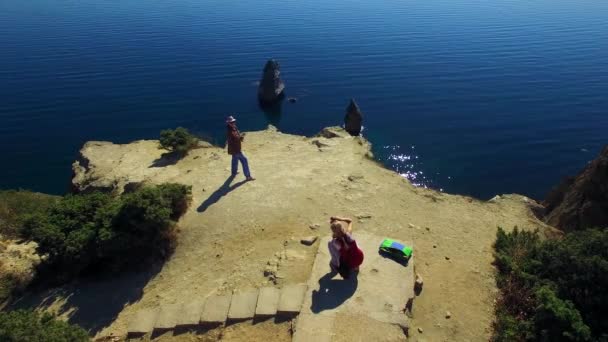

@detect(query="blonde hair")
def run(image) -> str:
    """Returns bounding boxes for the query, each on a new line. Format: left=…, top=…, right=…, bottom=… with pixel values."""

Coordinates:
left=330, top=221, right=346, bottom=238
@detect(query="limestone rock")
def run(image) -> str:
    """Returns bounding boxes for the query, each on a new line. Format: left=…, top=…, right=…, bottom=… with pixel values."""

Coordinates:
left=71, top=142, right=118, bottom=193
left=300, top=236, right=318, bottom=246
left=257, top=59, right=285, bottom=105
left=414, top=273, right=424, bottom=295
left=543, top=146, right=608, bottom=231
left=344, top=98, right=363, bottom=136
left=70, top=140, right=156, bottom=194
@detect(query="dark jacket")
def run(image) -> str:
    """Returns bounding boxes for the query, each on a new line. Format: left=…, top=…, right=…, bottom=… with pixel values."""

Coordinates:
left=226, top=123, right=242, bottom=155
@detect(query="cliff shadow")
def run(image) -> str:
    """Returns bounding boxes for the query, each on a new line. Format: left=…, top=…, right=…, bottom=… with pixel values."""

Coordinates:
left=197, top=175, right=248, bottom=213
left=310, top=271, right=358, bottom=313
left=8, top=263, right=162, bottom=335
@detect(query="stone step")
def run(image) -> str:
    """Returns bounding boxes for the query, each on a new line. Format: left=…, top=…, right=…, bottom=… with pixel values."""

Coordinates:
left=127, top=308, right=159, bottom=336
left=277, top=283, right=307, bottom=316
left=227, top=288, right=259, bottom=321
left=200, top=294, right=232, bottom=325
left=154, top=303, right=182, bottom=331
left=292, top=313, right=334, bottom=342
left=176, top=299, right=205, bottom=328
left=255, top=287, right=280, bottom=318
left=127, top=285, right=306, bottom=337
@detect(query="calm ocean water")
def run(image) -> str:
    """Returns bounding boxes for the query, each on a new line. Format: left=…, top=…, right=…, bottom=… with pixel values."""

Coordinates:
left=1, top=0, right=607, bottom=199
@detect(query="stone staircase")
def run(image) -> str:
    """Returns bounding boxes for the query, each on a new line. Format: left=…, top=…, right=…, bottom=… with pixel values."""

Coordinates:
left=126, top=232, right=415, bottom=341
left=127, top=283, right=308, bottom=337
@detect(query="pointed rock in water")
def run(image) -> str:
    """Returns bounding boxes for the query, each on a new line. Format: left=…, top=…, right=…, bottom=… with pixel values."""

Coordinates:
left=344, top=98, right=363, bottom=136
left=258, top=59, right=285, bottom=105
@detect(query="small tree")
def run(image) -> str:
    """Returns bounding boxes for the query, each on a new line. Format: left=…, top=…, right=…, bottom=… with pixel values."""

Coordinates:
left=159, top=127, right=198, bottom=156
left=0, top=310, right=89, bottom=342
left=22, top=183, right=192, bottom=277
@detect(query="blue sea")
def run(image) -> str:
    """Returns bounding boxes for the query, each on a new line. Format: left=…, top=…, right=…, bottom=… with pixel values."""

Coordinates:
left=1, top=0, right=607, bottom=199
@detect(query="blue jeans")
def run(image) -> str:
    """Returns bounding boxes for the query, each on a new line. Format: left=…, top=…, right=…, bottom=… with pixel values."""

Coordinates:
left=231, top=153, right=251, bottom=178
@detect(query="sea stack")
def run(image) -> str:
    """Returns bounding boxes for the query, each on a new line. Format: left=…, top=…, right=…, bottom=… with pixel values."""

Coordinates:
left=344, top=98, right=363, bottom=136
left=257, top=59, right=285, bottom=105
left=543, top=145, right=608, bottom=231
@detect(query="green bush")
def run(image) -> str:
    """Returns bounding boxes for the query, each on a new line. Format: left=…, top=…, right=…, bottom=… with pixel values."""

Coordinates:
left=0, top=309, right=88, bottom=342
left=0, top=190, right=59, bottom=238
left=159, top=127, right=198, bottom=156
left=22, top=184, right=191, bottom=276
left=493, top=227, right=608, bottom=341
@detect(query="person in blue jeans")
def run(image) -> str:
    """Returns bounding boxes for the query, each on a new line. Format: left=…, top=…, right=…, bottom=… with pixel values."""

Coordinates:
left=226, top=115, right=255, bottom=181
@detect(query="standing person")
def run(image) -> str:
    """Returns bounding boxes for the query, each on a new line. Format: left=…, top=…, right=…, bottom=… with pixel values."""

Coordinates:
left=328, top=216, right=364, bottom=279
left=226, top=115, right=254, bottom=181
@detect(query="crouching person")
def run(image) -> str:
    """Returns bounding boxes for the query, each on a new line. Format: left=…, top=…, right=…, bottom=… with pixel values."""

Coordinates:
left=328, top=216, right=364, bottom=279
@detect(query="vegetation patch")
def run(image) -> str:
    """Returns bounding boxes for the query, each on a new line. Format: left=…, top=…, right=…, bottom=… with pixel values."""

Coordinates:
left=159, top=127, right=199, bottom=157
left=492, top=227, right=608, bottom=341
left=22, top=183, right=192, bottom=278
left=0, top=190, right=59, bottom=238
left=0, top=309, right=88, bottom=341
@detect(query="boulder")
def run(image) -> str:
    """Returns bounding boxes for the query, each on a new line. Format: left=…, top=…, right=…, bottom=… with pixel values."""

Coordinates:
left=344, top=99, right=363, bottom=136
left=414, top=273, right=423, bottom=295
left=300, top=236, right=318, bottom=246
left=258, top=59, right=285, bottom=105
left=543, top=146, right=608, bottom=231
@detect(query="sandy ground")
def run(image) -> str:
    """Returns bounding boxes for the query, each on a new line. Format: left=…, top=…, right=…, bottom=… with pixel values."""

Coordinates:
left=14, top=126, right=553, bottom=341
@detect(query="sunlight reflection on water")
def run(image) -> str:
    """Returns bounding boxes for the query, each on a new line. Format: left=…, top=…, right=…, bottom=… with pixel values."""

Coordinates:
left=383, top=145, right=445, bottom=192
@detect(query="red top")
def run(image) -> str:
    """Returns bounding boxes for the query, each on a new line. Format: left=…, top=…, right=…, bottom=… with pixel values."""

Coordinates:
left=334, top=235, right=364, bottom=269
left=226, top=123, right=242, bottom=155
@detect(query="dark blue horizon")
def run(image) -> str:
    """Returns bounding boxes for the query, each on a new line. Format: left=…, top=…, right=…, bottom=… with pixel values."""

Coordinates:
left=1, top=0, right=607, bottom=200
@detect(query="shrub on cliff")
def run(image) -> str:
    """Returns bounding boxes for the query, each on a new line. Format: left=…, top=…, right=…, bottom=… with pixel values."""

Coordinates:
left=22, top=183, right=192, bottom=276
left=493, top=227, right=608, bottom=341
left=0, top=190, right=58, bottom=238
left=159, top=127, right=198, bottom=156
left=0, top=309, right=88, bottom=341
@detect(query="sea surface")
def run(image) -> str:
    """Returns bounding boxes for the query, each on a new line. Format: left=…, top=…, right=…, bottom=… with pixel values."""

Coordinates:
left=1, top=0, right=607, bottom=199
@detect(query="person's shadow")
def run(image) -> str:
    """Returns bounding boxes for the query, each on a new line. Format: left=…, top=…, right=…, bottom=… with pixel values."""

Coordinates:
left=197, top=175, right=248, bottom=213
left=310, top=270, right=359, bottom=313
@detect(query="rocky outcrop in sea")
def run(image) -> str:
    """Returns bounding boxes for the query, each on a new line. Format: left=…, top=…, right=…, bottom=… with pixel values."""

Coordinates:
left=257, top=59, right=285, bottom=105
left=344, top=98, right=363, bottom=136
left=543, top=145, right=608, bottom=231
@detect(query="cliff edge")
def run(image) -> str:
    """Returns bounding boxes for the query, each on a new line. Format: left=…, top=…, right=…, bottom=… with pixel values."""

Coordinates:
left=55, top=126, right=552, bottom=341
left=543, top=146, right=608, bottom=232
